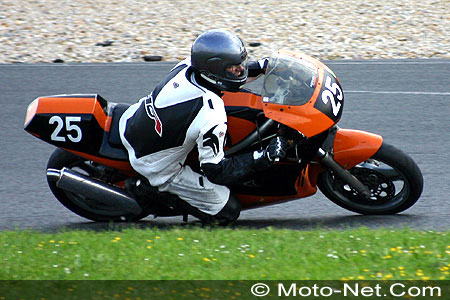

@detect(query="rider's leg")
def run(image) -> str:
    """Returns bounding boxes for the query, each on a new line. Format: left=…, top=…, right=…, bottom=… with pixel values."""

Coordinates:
left=158, top=165, right=240, bottom=225
left=126, top=166, right=241, bottom=225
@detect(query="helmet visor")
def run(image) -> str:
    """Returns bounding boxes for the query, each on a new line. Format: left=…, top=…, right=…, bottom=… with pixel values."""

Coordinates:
left=224, top=57, right=248, bottom=81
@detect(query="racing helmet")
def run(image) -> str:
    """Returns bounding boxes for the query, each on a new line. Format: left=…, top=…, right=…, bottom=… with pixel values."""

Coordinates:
left=191, top=29, right=248, bottom=92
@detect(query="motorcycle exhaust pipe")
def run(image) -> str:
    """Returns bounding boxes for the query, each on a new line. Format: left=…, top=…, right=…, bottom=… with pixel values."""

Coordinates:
left=46, top=167, right=142, bottom=215
left=317, top=148, right=372, bottom=199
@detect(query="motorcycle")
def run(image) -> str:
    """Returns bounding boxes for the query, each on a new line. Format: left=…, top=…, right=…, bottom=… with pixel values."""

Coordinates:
left=24, top=49, right=423, bottom=222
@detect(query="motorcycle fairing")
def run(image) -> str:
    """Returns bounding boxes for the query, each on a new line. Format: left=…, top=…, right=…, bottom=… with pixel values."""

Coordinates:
left=24, top=94, right=130, bottom=168
left=65, top=149, right=134, bottom=173
left=333, top=129, right=383, bottom=169
left=229, top=163, right=301, bottom=197
left=24, top=94, right=107, bottom=152
left=262, top=50, right=343, bottom=138
left=223, top=88, right=263, bottom=110
left=236, top=164, right=318, bottom=209
left=223, top=89, right=265, bottom=146
left=226, top=115, right=258, bottom=146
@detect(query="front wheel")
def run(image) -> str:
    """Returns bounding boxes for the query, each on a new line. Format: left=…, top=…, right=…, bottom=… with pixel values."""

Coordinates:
left=318, top=142, right=423, bottom=214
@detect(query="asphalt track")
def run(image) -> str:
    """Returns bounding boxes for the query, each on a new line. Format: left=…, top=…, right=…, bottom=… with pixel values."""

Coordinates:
left=0, top=59, right=449, bottom=232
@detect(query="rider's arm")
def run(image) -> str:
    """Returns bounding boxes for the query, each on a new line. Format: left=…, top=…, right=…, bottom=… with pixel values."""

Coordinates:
left=197, top=123, right=288, bottom=186
left=201, top=150, right=272, bottom=186
left=200, top=135, right=290, bottom=186
left=196, top=99, right=273, bottom=186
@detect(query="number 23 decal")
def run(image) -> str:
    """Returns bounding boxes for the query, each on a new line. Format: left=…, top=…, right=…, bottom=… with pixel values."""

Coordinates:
left=321, top=75, right=343, bottom=116
left=49, top=116, right=82, bottom=142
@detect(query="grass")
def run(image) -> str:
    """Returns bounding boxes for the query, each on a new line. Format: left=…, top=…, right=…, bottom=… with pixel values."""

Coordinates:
left=1, top=226, right=449, bottom=281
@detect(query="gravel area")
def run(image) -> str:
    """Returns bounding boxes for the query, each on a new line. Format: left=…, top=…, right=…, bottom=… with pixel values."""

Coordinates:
left=1, top=0, right=449, bottom=63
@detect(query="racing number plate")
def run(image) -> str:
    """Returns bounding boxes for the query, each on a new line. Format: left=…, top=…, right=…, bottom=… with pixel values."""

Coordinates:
left=314, top=70, right=344, bottom=122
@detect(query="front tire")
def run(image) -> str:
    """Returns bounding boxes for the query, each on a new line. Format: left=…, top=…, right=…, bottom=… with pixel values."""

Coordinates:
left=318, top=142, right=423, bottom=214
left=46, top=148, right=151, bottom=222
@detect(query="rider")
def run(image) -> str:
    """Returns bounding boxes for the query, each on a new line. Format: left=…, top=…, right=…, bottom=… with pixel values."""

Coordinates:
left=119, top=29, right=289, bottom=225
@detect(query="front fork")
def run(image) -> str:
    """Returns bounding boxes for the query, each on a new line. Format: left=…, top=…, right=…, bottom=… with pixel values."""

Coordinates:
left=313, top=126, right=383, bottom=199
left=316, top=148, right=371, bottom=199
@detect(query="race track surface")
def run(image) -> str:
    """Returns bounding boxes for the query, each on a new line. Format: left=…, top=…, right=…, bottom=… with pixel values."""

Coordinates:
left=1, top=59, right=449, bottom=231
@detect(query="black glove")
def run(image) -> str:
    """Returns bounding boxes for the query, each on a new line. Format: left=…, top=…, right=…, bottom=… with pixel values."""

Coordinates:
left=266, top=136, right=289, bottom=162
left=248, top=57, right=269, bottom=77
left=258, top=57, right=269, bottom=74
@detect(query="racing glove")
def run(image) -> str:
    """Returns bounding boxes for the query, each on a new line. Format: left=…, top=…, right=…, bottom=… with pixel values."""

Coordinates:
left=265, top=136, right=289, bottom=162
left=248, top=57, right=269, bottom=77
left=251, top=136, right=290, bottom=170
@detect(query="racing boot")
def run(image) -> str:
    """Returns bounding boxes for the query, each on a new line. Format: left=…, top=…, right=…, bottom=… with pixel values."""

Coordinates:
left=124, top=177, right=159, bottom=202
left=125, top=177, right=185, bottom=217
left=212, top=194, right=241, bottom=225
left=168, top=193, right=241, bottom=226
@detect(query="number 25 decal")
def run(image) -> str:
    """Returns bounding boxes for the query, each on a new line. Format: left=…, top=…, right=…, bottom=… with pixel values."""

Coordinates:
left=49, top=116, right=82, bottom=142
left=321, top=76, right=343, bottom=116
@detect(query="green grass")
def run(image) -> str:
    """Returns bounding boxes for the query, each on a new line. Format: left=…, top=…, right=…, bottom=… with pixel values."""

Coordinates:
left=1, top=226, right=449, bottom=280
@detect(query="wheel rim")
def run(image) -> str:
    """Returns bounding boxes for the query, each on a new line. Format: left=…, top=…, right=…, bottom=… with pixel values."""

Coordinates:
left=324, top=158, right=411, bottom=212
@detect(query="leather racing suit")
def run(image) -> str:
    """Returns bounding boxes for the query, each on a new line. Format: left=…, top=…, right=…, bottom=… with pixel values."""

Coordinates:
left=119, top=57, right=270, bottom=220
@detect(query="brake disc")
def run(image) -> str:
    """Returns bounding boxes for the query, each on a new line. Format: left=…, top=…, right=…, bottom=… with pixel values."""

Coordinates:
left=334, top=167, right=396, bottom=205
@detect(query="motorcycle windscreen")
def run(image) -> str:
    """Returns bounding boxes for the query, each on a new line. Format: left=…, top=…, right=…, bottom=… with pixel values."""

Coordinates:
left=262, top=50, right=343, bottom=138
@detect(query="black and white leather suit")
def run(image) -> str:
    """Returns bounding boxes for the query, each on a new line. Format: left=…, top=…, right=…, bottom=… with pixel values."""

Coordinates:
left=119, top=56, right=270, bottom=219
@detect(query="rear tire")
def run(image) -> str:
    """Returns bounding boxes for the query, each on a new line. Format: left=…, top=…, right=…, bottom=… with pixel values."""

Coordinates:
left=46, top=148, right=151, bottom=222
left=318, top=142, right=423, bottom=214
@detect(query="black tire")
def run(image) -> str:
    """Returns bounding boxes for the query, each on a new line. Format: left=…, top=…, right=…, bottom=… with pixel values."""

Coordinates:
left=317, top=142, right=423, bottom=214
left=46, top=148, right=151, bottom=222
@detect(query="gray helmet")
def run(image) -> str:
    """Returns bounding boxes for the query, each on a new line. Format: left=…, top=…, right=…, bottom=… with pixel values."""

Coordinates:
left=191, top=29, right=248, bottom=92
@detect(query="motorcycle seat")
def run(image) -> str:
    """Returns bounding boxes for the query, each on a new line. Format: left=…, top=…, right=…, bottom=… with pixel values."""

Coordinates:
left=108, top=103, right=130, bottom=149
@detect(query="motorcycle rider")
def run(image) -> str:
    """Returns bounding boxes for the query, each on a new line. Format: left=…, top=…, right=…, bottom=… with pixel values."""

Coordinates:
left=119, top=29, right=289, bottom=225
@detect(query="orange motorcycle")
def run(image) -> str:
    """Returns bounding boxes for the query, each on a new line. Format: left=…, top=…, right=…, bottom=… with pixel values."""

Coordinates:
left=24, top=50, right=423, bottom=222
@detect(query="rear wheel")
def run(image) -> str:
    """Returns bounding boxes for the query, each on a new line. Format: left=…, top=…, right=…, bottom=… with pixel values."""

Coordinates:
left=318, top=142, right=423, bottom=214
left=46, top=148, right=151, bottom=222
